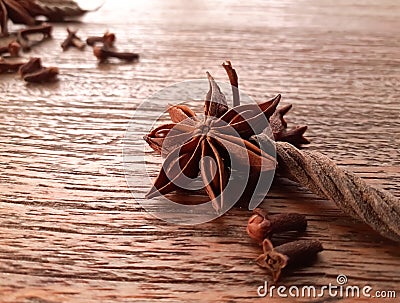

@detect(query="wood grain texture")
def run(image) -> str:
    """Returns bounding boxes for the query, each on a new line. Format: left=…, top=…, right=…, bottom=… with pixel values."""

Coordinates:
left=0, top=0, right=399, bottom=302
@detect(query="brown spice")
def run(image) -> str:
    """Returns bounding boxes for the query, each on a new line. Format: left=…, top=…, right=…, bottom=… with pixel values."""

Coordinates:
left=144, top=71, right=279, bottom=212
left=23, top=66, right=58, bottom=83
left=17, top=24, right=52, bottom=51
left=0, top=41, right=20, bottom=57
left=61, top=28, right=85, bottom=51
left=144, top=61, right=400, bottom=242
left=144, top=63, right=309, bottom=212
left=86, top=31, right=116, bottom=49
left=0, top=61, right=24, bottom=73
left=93, top=46, right=139, bottom=63
left=247, top=208, right=307, bottom=243
left=18, top=57, right=58, bottom=83
left=19, top=57, right=42, bottom=77
left=18, top=24, right=52, bottom=39
left=256, top=238, right=323, bottom=283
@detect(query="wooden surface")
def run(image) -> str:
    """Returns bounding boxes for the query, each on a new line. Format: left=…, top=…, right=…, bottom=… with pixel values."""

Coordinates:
left=1, top=0, right=399, bottom=302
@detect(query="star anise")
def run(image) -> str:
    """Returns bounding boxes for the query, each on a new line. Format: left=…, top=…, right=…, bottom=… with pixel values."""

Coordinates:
left=0, top=0, right=90, bottom=36
left=144, top=62, right=309, bottom=212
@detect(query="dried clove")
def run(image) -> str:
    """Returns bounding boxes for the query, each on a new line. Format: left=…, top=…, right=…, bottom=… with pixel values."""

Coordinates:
left=86, top=31, right=115, bottom=49
left=93, top=46, right=139, bottom=63
left=61, top=28, right=85, bottom=51
left=17, top=24, right=53, bottom=39
left=18, top=57, right=58, bottom=83
left=256, top=239, right=323, bottom=283
left=18, top=57, right=42, bottom=77
left=17, top=24, right=52, bottom=51
left=247, top=208, right=307, bottom=243
left=23, top=67, right=59, bottom=83
left=0, top=61, right=24, bottom=73
left=0, top=41, right=21, bottom=57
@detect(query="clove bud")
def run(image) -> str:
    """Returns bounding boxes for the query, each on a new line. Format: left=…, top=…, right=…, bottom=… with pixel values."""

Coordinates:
left=18, top=57, right=58, bottom=83
left=19, top=57, right=42, bottom=77
left=0, top=41, right=21, bottom=57
left=256, top=239, right=323, bottom=283
left=93, top=46, right=139, bottom=63
left=86, top=31, right=116, bottom=49
left=17, top=24, right=53, bottom=51
left=0, top=61, right=25, bottom=74
left=61, top=28, right=85, bottom=51
left=247, top=208, right=307, bottom=243
left=23, top=67, right=59, bottom=83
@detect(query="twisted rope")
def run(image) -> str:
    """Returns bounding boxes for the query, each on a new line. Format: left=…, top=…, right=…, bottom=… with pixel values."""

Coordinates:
left=275, top=142, right=400, bottom=242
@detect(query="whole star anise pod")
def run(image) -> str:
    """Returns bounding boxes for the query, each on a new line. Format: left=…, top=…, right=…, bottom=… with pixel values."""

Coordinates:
left=144, top=62, right=309, bottom=212
left=0, top=0, right=92, bottom=36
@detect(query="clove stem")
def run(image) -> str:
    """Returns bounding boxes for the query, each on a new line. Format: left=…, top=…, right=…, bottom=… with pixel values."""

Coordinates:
left=19, top=57, right=42, bottom=77
left=17, top=24, right=52, bottom=51
left=86, top=31, right=115, bottom=49
left=256, top=239, right=323, bottom=282
left=23, top=67, right=59, bottom=83
left=0, top=61, right=24, bottom=73
left=247, top=208, right=307, bottom=243
left=93, top=46, right=139, bottom=63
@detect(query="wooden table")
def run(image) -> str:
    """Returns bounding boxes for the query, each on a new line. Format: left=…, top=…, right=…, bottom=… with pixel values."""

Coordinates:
left=1, top=0, right=399, bottom=302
